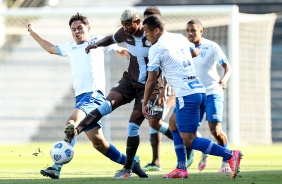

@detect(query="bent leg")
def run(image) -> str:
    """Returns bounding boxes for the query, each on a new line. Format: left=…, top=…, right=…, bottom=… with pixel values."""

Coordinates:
left=85, top=126, right=126, bottom=165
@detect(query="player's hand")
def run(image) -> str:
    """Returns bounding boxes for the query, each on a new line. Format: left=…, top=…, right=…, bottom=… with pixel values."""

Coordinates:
left=142, top=103, right=152, bottom=120
left=85, top=43, right=98, bottom=54
left=219, top=79, right=227, bottom=89
left=27, top=23, right=34, bottom=32
left=158, top=88, right=167, bottom=106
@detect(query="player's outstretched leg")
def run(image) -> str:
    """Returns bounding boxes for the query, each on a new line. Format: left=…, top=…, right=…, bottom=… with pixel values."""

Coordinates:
left=40, top=164, right=61, bottom=179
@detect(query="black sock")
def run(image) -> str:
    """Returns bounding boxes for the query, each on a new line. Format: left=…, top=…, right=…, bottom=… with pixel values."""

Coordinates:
left=164, top=129, right=173, bottom=140
left=124, top=136, right=139, bottom=169
left=186, top=147, right=193, bottom=160
left=76, top=109, right=102, bottom=134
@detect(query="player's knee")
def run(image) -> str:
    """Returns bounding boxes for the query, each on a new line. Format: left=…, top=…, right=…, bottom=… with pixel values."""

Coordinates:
left=92, top=140, right=106, bottom=153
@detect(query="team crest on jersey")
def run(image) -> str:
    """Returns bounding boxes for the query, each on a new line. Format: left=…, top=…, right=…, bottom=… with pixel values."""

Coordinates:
left=145, top=40, right=152, bottom=47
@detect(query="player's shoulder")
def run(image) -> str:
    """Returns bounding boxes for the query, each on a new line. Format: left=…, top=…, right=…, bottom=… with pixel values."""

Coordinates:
left=89, top=35, right=105, bottom=43
left=58, top=41, right=76, bottom=49
left=201, top=38, right=220, bottom=48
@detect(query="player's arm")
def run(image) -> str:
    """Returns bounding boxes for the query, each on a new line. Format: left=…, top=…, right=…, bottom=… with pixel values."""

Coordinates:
left=219, top=62, right=232, bottom=89
left=115, top=47, right=130, bottom=59
left=190, top=44, right=199, bottom=58
left=191, top=48, right=199, bottom=58
left=158, top=77, right=169, bottom=106
left=27, top=24, right=58, bottom=55
left=142, top=71, right=159, bottom=119
left=85, top=35, right=115, bottom=54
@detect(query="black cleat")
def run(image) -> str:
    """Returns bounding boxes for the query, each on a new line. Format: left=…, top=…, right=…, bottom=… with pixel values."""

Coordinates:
left=40, top=167, right=60, bottom=179
left=131, top=157, right=148, bottom=178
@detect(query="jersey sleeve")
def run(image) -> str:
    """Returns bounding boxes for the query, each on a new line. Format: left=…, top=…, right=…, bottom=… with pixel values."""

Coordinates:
left=147, top=46, right=161, bottom=72
left=212, top=43, right=228, bottom=65
left=112, top=27, right=126, bottom=43
left=90, top=35, right=117, bottom=54
left=56, top=43, right=69, bottom=57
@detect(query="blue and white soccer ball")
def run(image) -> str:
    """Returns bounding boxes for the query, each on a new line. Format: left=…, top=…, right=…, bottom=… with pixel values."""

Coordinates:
left=50, top=141, right=74, bottom=164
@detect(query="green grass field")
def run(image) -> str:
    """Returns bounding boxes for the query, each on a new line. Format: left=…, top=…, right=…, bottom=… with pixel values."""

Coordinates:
left=0, top=142, right=281, bottom=184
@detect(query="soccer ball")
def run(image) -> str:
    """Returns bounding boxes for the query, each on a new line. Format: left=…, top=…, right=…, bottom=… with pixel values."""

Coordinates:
left=50, top=141, right=74, bottom=164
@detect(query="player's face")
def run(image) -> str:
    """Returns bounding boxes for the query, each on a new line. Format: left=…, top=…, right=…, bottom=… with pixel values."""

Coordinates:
left=143, top=24, right=159, bottom=45
left=70, top=20, right=90, bottom=44
left=121, top=19, right=139, bottom=36
left=186, top=23, right=203, bottom=46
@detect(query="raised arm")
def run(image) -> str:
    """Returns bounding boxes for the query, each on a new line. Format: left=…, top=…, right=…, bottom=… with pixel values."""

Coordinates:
left=85, top=35, right=115, bottom=54
left=27, top=24, right=58, bottom=55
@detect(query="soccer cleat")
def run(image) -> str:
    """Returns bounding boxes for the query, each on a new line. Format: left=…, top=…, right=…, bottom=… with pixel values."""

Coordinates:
left=132, top=157, right=149, bottom=178
left=228, top=150, right=243, bottom=179
left=40, top=167, right=60, bottom=179
left=64, top=124, right=75, bottom=143
left=219, top=162, right=231, bottom=173
left=186, top=149, right=195, bottom=168
left=163, top=168, right=188, bottom=178
left=143, top=163, right=162, bottom=171
left=198, top=154, right=209, bottom=171
left=113, top=168, right=132, bottom=179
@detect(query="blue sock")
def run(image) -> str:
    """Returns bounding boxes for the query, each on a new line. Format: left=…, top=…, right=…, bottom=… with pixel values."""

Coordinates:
left=70, top=137, right=77, bottom=147
left=222, top=142, right=229, bottom=162
left=172, top=130, right=186, bottom=170
left=97, top=100, right=112, bottom=116
left=52, top=163, right=62, bottom=171
left=191, top=137, right=232, bottom=161
left=105, top=143, right=126, bottom=165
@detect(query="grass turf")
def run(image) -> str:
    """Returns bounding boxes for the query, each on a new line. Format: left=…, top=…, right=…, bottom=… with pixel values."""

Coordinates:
left=0, top=142, right=281, bottom=184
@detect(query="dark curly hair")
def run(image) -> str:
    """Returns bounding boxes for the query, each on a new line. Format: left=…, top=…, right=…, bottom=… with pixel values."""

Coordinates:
left=69, top=12, right=89, bottom=27
left=143, top=6, right=161, bottom=17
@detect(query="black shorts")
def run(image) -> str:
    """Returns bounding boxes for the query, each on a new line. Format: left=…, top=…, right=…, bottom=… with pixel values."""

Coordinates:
left=110, top=71, right=162, bottom=113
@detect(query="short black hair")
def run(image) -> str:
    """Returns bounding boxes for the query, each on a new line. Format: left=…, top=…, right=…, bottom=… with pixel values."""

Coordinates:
left=143, top=6, right=161, bottom=17
left=143, top=14, right=165, bottom=31
left=187, top=19, right=203, bottom=29
left=69, top=12, right=89, bottom=27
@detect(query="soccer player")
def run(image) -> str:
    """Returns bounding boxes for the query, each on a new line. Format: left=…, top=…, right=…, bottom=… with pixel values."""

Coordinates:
left=142, top=14, right=242, bottom=179
left=142, top=6, right=198, bottom=172
left=142, top=6, right=172, bottom=172
left=27, top=12, right=146, bottom=179
left=185, top=19, right=232, bottom=172
left=66, top=8, right=174, bottom=179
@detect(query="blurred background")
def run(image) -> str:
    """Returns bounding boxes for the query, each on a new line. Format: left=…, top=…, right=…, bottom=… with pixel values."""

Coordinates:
left=0, top=0, right=281, bottom=145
